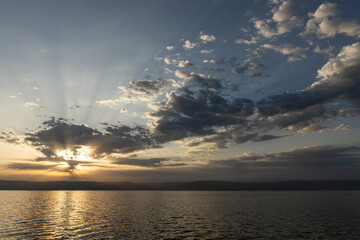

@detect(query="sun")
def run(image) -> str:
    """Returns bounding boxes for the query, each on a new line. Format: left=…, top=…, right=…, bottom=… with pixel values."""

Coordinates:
left=56, top=146, right=93, bottom=171
left=57, top=146, right=92, bottom=161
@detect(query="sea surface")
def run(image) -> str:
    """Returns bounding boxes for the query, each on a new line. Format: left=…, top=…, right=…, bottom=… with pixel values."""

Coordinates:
left=0, top=191, right=359, bottom=239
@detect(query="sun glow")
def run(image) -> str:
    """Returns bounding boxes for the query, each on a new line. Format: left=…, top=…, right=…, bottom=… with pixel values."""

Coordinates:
left=56, top=146, right=92, bottom=161
left=56, top=146, right=93, bottom=171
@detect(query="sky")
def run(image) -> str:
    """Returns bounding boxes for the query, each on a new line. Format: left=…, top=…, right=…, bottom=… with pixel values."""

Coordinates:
left=0, top=0, right=359, bottom=182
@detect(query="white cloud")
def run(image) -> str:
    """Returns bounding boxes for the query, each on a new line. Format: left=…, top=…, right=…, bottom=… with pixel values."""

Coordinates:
left=183, top=40, right=199, bottom=50
left=164, top=57, right=176, bottom=65
left=315, top=42, right=360, bottom=89
left=200, top=33, right=216, bottom=42
left=235, top=37, right=258, bottom=45
left=96, top=98, right=123, bottom=105
left=200, top=49, right=213, bottom=54
left=302, top=2, right=360, bottom=38
left=25, top=101, right=40, bottom=107
left=253, top=0, right=304, bottom=38
left=312, top=2, right=338, bottom=19
left=164, top=57, right=192, bottom=68
left=166, top=46, right=175, bottom=51
left=178, top=60, right=193, bottom=68
left=174, top=70, right=192, bottom=80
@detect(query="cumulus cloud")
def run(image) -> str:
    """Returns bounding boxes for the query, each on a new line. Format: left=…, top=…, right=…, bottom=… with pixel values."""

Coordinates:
left=253, top=0, right=304, bottom=38
left=183, top=40, right=199, bottom=50
left=164, top=57, right=193, bottom=68
left=200, top=33, right=216, bottom=42
left=174, top=70, right=223, bottom=89
left=149, top=89, right=254, bottom=143
left=302, top=2, right=360, bottom=38
left=178, top=60, right=193, bottom=68
left=166, top=46, right=175, bottom=51
left=130, top=79, right=170, bottom=94
left=149, top=42, right=360, bottom=145
left=255, top=42, right=360, bottom=131
left=25, top=118, right=158, bottom=161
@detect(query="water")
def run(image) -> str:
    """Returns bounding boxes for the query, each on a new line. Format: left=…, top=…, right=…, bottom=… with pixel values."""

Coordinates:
left=0, top=191, right=359, bottom=239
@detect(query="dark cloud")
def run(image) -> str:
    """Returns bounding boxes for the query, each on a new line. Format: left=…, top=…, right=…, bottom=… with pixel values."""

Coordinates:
left=150, top=90, right=253, bottom=143
left=126, top=78, right=170, bottom=95
left=248, top=72, right=270, bottom=78
left=150, top=43, right=360, bottom=145
left=208, top=56, right=237, bottom=66
left=232, top=61, right=265, bottom=75
left=8, top=163, right=57, bottom=170
left=175, top=70, right=224, bottom=90
left=210, top=145, right=360, bottom=169
left=202, top=129, right=287, bottom=148
left=25, top=118, right=157, bottom=159
left=112, top=157, right=183, bottom=168
left=202, top=66, right=226, bottom=73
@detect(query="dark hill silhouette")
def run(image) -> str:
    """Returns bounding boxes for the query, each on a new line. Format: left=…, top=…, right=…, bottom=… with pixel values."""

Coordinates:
left=0, top=179, right=359, bottom=190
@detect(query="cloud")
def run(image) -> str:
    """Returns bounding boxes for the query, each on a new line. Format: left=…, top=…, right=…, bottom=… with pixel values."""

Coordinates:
left=302, top=2, right=360, bottom=38
left=232, top=59, right=265, bottom=74
left=253, top=0, right=304, bottom=38
left=202, top=129, right=287, bottom=149
left=150, top=90, right=254, bottom=143
left=150, top=42, right=360, bottom=145
left=25, top=118, right=158, bottom=160
left=248, top=72, right=270, bottom=78
left=206, top=56, right=237, bottom=66
left=200, top=33, right=216, bottom=42
left=166, top=46, right=175, bottom=51
left=0, top=130, right=22, bottom=144
left=8, top=163, right=58, bottom=170
left=255, top=42, right=360, bottom=131
left=262, top=43, right=307, bottom=61
left=200, top=49, right=213, bottom=54
left=164, top=57, right=193, bottom=68
left=183, top=40, right=199, bottom=50
left=25, top=101, right=40, bottom=107
left=127, top=78, right=171, bottom=95
left=313, top=45, right=334, bottom=56
left=235, top=37, right=258, bottom=45
left=177, top=60, right=193, bottom=68
left=210, top=145, right=360, bottom=169
left=112, top=157, right=183, bottom=168
left=174, top=70, right=224, bottom=89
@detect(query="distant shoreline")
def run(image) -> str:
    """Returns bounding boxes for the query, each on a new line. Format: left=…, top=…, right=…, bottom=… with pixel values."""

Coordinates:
left=0, top=179, right=360, bottom=191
